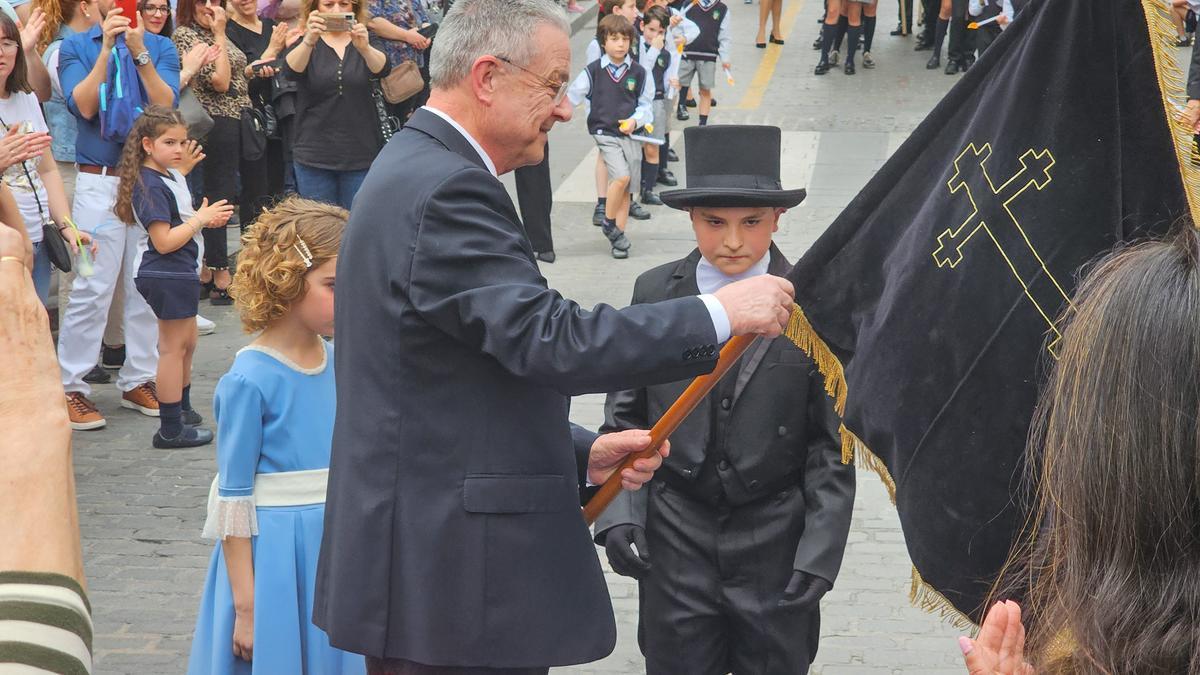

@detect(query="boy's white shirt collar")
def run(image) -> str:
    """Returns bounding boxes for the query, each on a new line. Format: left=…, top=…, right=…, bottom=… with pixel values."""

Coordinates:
left=600, top=54, right=634, bottom=67
left=696, top=250, right=772, bottom=294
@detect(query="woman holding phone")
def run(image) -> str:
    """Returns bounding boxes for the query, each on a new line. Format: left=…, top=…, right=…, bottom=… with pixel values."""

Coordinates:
left=173, top=0, right=252, bottom=305
left=227, top=0, right=290, bottom=228
left=283, top=0, right=388, bottom=209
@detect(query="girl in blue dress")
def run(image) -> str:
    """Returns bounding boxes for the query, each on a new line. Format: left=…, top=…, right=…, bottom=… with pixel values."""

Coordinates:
left=187, top=197, right=364, bottom=675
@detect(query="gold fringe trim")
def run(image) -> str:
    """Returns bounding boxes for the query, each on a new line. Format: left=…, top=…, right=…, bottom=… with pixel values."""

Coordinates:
left=783, top=304, right=978, bottom=628
left=1140, top=0, right=1200, bottom=226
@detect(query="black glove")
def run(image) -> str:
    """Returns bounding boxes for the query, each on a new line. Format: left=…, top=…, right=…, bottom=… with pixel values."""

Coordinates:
left=604, top=524, right=651, bottom=580
left=780, top=570, right=831, bottom=608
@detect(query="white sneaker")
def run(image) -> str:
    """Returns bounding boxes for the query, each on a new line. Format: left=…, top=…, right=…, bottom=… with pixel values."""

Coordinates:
left=197, top=314, right=216, bottom=336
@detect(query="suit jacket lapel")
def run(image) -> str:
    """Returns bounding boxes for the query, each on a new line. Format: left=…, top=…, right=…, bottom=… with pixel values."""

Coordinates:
left=732, top=244, right=793, bottom=405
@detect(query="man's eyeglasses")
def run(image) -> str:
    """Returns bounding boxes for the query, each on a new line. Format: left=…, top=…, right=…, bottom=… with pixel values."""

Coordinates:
left=494, top=55, right=568, bottom=105
left=141, top=5, right=171, bottom=14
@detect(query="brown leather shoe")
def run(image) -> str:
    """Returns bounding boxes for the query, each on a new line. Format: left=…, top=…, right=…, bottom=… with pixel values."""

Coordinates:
left=66, top=392, right=106, bottom=430
left=121, top=382, right=160, bottom=417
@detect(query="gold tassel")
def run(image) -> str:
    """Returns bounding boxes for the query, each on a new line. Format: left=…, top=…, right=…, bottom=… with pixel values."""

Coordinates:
left=1140, top=0, right=1200, bottom=226
left=784, top=305, right=979, bottom=627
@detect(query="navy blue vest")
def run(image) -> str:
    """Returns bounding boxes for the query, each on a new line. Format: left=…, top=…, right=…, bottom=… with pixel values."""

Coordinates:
left=585, top=59, right=648, bottom=136
left=683, top=1, right=725, bottom=61
left=649, top=45, right=671, bottom=100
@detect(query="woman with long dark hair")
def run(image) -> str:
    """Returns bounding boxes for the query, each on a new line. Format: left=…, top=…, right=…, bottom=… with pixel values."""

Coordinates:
left=173, top=0, right=252, bottom=305
left=971, top=227, right=1200, bottom=673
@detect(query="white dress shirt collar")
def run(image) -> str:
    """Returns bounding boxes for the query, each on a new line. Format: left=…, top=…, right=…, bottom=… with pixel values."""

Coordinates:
left=695, top=250, right=772, bottom=294
left=420, top=105, right=499, bottom=177
left=600, top=54, right=633, bottom=69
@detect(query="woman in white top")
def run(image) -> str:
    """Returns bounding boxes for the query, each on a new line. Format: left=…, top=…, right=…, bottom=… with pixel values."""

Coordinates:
left=0, top=11, right=82, bottom=303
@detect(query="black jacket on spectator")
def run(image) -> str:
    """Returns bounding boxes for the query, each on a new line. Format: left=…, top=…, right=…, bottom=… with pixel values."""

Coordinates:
left=314, top=108, right=723, bottom=668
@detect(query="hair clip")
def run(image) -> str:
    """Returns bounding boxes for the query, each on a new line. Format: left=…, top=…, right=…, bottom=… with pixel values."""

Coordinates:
left=293, top=238, right=313, bottom=268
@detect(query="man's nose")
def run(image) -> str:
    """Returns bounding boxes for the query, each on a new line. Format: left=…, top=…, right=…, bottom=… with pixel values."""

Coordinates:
left=553, top=96, right=573, bottom=123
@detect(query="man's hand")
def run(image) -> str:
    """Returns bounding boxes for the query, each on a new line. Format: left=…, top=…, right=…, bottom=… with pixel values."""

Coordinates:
left=1182, top=100, right=1200, bottom=134
left=779, top=570, right=831, bottom=608
left=587, top=429, right=670, bottom=489
left=960, top=600, right=1035, bottom=675
left=712, top=274, right=795, bottom=338
left=604, top=523, right=651, bottom=579
left=100, top=7, right=131, bottom=50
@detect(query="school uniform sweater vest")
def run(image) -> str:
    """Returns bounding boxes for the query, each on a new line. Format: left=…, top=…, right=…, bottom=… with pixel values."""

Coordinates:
left=977, top=0, right=1002, bottom=20
left=650, top=47, right=671, bottom=100
left=585, top=59, right=648, bottom=136
left=683, top=2, right=725, bottom=61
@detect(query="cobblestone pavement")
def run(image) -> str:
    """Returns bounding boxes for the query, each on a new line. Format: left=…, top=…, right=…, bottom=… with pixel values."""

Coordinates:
left=68, top=0, right=978, bottom=671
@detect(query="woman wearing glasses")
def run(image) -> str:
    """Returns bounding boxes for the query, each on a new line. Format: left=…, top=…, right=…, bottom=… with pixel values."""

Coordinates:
left=283, top=0, right=388, bottom=210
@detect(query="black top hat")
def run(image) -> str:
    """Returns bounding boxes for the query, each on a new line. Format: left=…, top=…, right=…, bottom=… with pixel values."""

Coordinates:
left=659, top=125, right=807, bottom=210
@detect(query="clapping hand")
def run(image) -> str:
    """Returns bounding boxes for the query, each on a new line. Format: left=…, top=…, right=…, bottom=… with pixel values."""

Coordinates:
left=0, top=124, right=51, bottom=170
left=268, top=21, right=288, bottom=52
left=196, top=197, right=235, bottom=228
left=17, top=9, right=46, bottom=53
left=180, top=138, right=206, bottom=175
left=960, top=601, right=1036, bottom=675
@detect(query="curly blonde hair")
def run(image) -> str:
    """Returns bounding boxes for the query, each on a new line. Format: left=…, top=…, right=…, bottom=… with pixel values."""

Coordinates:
left=230, top=197, right=347, bottom=333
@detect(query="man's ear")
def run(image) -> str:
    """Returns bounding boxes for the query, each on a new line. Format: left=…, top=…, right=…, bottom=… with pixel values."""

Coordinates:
left=468, top=56, right=502, bottom=107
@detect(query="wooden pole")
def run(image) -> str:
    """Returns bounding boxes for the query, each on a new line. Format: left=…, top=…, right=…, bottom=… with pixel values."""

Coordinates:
left=582, top=335, right=758, bottom=525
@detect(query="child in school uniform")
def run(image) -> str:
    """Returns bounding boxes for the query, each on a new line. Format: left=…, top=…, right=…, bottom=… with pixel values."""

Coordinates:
left=115, top=106, right=235, bottom=448
left=969, top=0, right=1013, bottom=56
left=568, top=13, right=655, bottom=260
left=650, top=0, right=699, bottom=165
left=637, top=6, right=680, bottom=207
left=589, top=0, right=658, bottom=227
left=187, top=197, right=364, bottom=675
left=675, top=0, right=731, bottom=125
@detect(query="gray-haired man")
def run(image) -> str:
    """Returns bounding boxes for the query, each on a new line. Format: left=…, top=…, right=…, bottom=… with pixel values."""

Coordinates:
left=312, top=0, right=797, bottom=672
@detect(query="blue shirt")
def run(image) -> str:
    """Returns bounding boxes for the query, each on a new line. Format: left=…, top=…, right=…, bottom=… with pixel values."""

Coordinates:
left=132, top=167, right=200, bottom=279
left=58, top=25, right=180, bottom=167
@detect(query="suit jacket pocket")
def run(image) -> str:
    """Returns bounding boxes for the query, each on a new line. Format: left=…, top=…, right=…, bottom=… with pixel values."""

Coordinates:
left=463, top=473, right=575, bottom=514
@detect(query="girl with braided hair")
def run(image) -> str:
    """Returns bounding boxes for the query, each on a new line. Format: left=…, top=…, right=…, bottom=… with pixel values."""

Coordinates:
left=115, top=105, right=234, bottom=448
left=187, top=196, right=364, bottom=675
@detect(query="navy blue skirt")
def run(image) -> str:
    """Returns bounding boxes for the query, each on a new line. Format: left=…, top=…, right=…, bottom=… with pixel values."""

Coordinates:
left=135, top=276, right=201, bottom=321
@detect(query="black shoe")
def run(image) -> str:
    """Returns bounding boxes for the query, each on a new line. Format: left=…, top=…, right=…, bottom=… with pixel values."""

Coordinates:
left=602, top=222, right=632, bottom=251
left=640, top=190, right=664, bottom=205
left=667, top=148, right=680, bottom=162
left=926, top=54, right=941, bottom=69
left=944, top=59, right=961, bottom=75
left=844, top=60, right=856, bottom=75
left=769, top=35, right=785, bottom=44
left=182, top=408, right=203, bottom=426
left=710, top=98, right=718, bottom=107
left=756, top=41, right=766, bottom=48
left=153, top=426, right=215, bottom=448
left=629, top=201, right=651, bottom=220
left=592, top=203, right=605, bottom=226
left=961, top=57, right=974, bottom=71
left=814, top=60, right=831, bottom=75
left=535, top=251, right=556, bottom=263
left=914, top=39, right=932, bottom=51
left=210, top=287, right=234, bottom=306
left=890, top=24, right=908, bottom=36
left=101, top=343, right=126, bottom=369
left=83, top=365, right=111, bottom=384
left=812, top=35, right=823, bottom=50
left=676, top=104, right=690, bottom=121
left=199, top=279, right=215, bottom=300
left=611, top=246, right=629, bottom=259
left=685, top=98, right=697, bottom=108
left=657, top=169, right=678, bottom=186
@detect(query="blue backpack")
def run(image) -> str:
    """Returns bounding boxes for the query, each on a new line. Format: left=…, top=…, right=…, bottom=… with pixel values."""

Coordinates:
left=99, top=36, right=145, bottom=144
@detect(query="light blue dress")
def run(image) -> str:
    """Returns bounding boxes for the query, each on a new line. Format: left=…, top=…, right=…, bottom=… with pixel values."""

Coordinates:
left=187, top=341, right=365, bottom=675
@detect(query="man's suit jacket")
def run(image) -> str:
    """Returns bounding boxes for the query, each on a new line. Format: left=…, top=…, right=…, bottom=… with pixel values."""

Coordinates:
left=594, top=247, right=855, bottom=585
left=313, top=108, right=722, bottom=668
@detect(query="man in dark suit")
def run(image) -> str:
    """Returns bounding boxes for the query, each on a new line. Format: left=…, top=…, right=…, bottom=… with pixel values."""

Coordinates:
left=515, top=142, right=556, bottom=263
left=313, top=1, right=798, bottom=672
left=595, top=126, right=856, bottom=675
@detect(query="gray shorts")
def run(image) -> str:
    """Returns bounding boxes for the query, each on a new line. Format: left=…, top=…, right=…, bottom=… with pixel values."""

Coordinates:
left=649, top=99, right=669, bottom=140
left=678, top=58, right=716, bottom=90
left=595, top=134, right=642, bottom=189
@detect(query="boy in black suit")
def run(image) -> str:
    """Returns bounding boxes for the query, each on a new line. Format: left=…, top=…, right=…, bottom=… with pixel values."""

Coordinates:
left=595, top=125, right=856, bottom=675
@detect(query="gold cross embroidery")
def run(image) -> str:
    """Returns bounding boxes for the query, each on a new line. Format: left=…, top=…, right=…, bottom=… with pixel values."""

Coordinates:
left=931, top=143, right=1073, bottom=357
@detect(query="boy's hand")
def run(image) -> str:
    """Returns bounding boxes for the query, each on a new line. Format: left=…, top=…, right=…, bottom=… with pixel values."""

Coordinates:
left=651, top=33, right=665, bottom=50
left=619, top=119, right=635, bottom=134
left=996, top=14, right=1009, bottom=26
left=723, top=61, right=731, bottom=70
left=669, top=14, right=681, bottom=26
left=669, top=77, right=680, bottom=90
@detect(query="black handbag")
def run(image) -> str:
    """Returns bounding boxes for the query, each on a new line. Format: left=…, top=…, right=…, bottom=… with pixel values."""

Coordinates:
left=371, top=83, right=400, bottom=144
left=240, top=107, right=268, bottom=161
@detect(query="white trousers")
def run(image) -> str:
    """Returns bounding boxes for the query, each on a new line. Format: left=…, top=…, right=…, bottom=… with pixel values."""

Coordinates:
left=58, top=171, right=158, bottom=396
